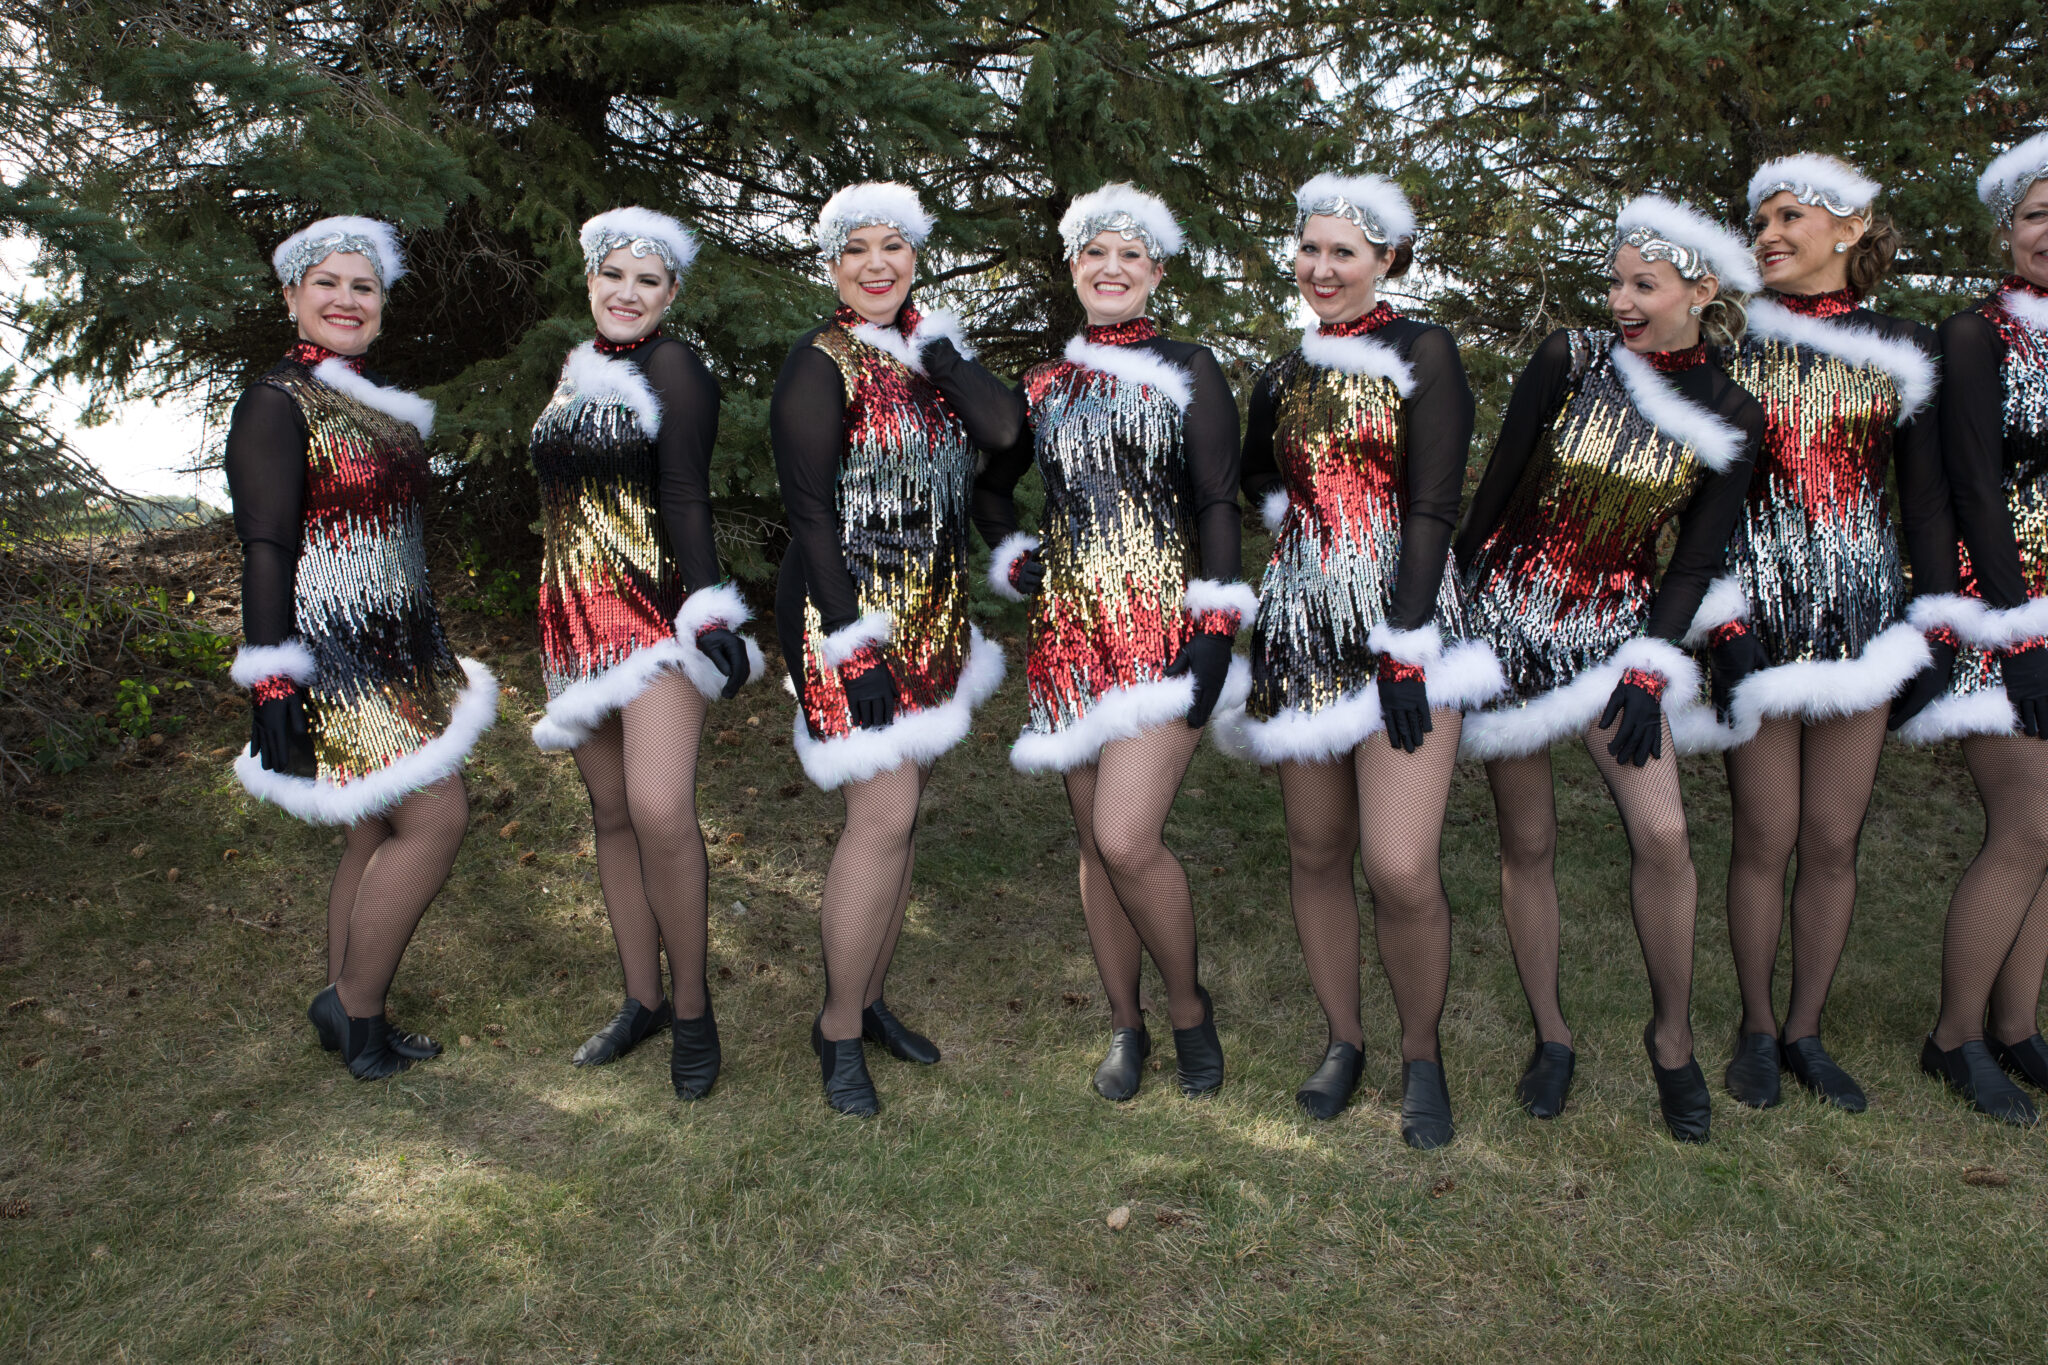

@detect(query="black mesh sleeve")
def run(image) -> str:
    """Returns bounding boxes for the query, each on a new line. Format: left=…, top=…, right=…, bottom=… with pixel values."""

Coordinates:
left=1644, top=369, right=1764, bottom=642
left=1390, top=324, right=1475, bottom=630
left=970, top=385, right=1035, bottom=550
left=224, top=382, right=308, bottom=649
left=1181, top=343, right=1244, bottom=582
left=770, top=340, right=863, bottom=633
left=1939, top=308, right=2028, bottom=609
left=1893, top=321, right=1960, bottom=598
left=923, top=337, right=1026, bottom=454
left=1455, top=328, right=1579, bottom=568
left=1238, top=365, right=1284, bottom=507
left=640, top=339, right=724, bottom=593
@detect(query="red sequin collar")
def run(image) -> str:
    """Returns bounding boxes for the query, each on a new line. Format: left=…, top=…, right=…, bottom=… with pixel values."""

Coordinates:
left=2004, top=274, right=2048, bottom=300
left=287, top=341, right=364, bottom=373
left=1084, top=317, right=1160, bottom=347
left=1318, top=303, right=1397, bottom=337
left=1645, top=343, right=1708, bottom=373
left=833, top=301, right=922, bottom=336
left=1772, top=286, right=1864, bottom=319
left=593, top=328, right=661, bottom=355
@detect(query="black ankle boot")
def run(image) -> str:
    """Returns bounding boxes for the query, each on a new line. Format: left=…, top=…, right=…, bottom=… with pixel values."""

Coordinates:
left=309, top=985, right=417, bottom=1080
left=1645, top=1022, right=1711, bottom=1143
left=813, top=1017, right=879, bottom=1117
left=571, top=996, right=673, bottom=1067
left=1516, top=1041, right=1576, bottom=1120
left=309, top=984, right=342, bottom=1052
left=1295, top=1041, right=1364, bottom=1120
left=1172, top=985, right=1224, bottom=1098
left=1093, top=1023, right=1151, bottom=1102
left=1724, top=1031, right=1782, bottom=1109
left=671, top=990, right=721, bottom=1100
left=861, top=997, right=940, bottom=1065
left=1780, top=1034, right=1866, bottom=1112
left=1921, top=1034, right=2038, bottom=1126
left=1400, top=1059, right=1455, bottom=1149
left=1991, top=1032, right=2048, bottom=1091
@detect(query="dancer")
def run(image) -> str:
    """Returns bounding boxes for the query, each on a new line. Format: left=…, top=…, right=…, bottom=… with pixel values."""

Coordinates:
left=226, top=216, right=498, bottom=1079
left=1684, top=156, right=1951, bottom=1113
left=529, top=208, right=763, bottom=1099
left=1898, top=132, right=2048, bottom=1126
left=1216, top=174, right=1503, bottom=1144
left=774, top=183, right=1022, bottom=1115
left=973, top=183, right=1247, bottom=1104
left=1457, top=196, right=1763, bottom=1141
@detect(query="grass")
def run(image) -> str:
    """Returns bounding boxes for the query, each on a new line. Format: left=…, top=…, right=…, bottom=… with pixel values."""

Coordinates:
left=3, top=530, right=2047, bottom=1362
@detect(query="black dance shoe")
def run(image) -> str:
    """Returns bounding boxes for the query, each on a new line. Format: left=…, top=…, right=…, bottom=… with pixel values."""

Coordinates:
left=309, top=984, right=343, bottom=1052
left=813, top=1017, right=880, bottom=1117
left=1644, top=1023, right=1711, bottom=1143
left=1093, top=1024, right=1151, bottom=1102
left=309, top=985, right=440, bottom=1061
left=1400, top=1059, right=1455, bottom=1150
left=1723, top=1031, right=1782, bottom=1109
left=1295, top=1041, right=1364, bottom=1120
left=570, top=996, right=673, bottom=1068
left=1172, top=986, right=1224, bottom=1098
left=1516, top=1041, right=1576, bottom=1120
left=1990, top=1032, right=2048, bottom=1092
left=309, top=984, right=418, bottom=1081
left=671, top=992, right=721, bottom=1101
left=1780, top=1035, right=1866, bottom=1112
left=861, top=997, right=940, bottom=1065
left=1920, top=1034, right=2038, bottom=1126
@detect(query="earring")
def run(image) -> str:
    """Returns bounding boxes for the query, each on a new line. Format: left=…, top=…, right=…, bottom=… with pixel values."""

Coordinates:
left=288, top=312, right=297, bottom=323
left=2001, top=240, right=2011, bottom=252
left=1688, top=304, right=1703, bottom=316
left=1833, top=242, right=1848, bottom=254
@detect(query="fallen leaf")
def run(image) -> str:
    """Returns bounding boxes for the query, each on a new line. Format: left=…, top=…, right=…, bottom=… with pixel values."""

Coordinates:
left=221, top=848, right=240, bottom=862
left=1061, top=991, right=1090, bottom=1007
left=492, top=1038, right=509, bottom=1049
left=1154, top=1209, right=1184, bottom=1227
left=778, top=782, right=803, bottom=799
left=518, top=851, right=537, bottom=865
left=129, top=844, right=149, bottom=859
left=729, top=901, right=747, bottom=916
left=210, top=746, right=238, bottom=759
left=80, top=1046, right=102, bottom=1060
left=498, top=820, right=521, bottom=840
left=1006, top=998, right=1023, bottom=1013
left=725, top=832, right=745, bottom=846
left=165, top=868, right=181, bottom=884
left=484, top=1023, right=505, bottom=1035
left=1431, top=1177, right=1457, bottom=1198
left=717, top=729, right=741, bottom=746
left=133, top=960, right=153, bottom=973
left=746, top=715, right=761, bottom=727
left=1964, top=1167, right=2011, bottom=1187
left=717, top=966, right=733, bottom=980
left=1106, top=1205, right=1132, bottom=1231
left=1210, top=866, right=1225, bottom=877
left=5, top=997, right=35, bottom=1014
left=19, top=1054, right=42, bottom=1069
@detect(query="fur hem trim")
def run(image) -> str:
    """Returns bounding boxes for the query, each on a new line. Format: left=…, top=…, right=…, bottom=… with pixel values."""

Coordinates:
left=2003, top=289, right=2048, bottom=332
left=311, top=359, right=434, bottom=439
left=232, top=641, right=317, bottom=687
left=792, top=628, right=1005, bottom=789
left=819, top=611, right=894, bottom=668
left=1928, top=595, right=2048, bottom=651
left=1898, top=688, right=2018, bottom=745
left=235, top=658, right=498, bottom=824
left=1745, top=298, right=1937, bottom=419
left=531, top=629, right=764, bottom=746
left=987, top=533, right=1039, bottom=602
left=1365, top=621, right=1442, bottom=667
left=1722, top=621, right=1930, bottom=737
left=1682, top=575, right=1753, bottom=646
left=1216, top=640, right=1505, bottom=764
left=1298, top=327, right=1416, bottom=395
left=1184, top=578, right=1259, bottom=623
left=1458, top=636, right=1702, bottom=762
left=1063, top=336, right=1194, bottom=411
left=1261, top=488, right=1290, bottom=535
left=556, top=342, right=661, bottom=437
left=1907, top=593, right=1983, bottom=637
left=1608, top=344, right=1744, bottom=472
left=1016, top=657, right=1252, bottom=773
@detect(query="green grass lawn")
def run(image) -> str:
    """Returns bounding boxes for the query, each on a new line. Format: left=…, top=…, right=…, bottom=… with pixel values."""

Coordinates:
left=4, top=574, right=2046, bottom=1362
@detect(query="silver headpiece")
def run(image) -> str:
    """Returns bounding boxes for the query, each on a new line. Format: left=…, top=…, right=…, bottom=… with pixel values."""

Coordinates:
left=1057, top=184, right=1184, bottom=261
left=1746, top=155, right=1878, bottom=220
left=813, top=183, right=933, bottom=262
left=1607, top=195, right=1763, bottom=293
left=272, top=216, right=406, bottom=288
left=1980, top=132, right=2048, bottom=229
left=1609, top=225, right=1711, bottom=280
left=579, top=208, right=698, bottom=278
left=1291, top=173, right=1416, bottom=247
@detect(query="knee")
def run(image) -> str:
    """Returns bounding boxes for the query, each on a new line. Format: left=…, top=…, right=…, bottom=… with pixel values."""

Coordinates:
left=1630, top=813, right=1693, bottom=878
left=1498, top=822, right=1556, bottom=874
left=1290, top=834, right=1356, bottom=884
left=1362, top=847, right=1444, bottom=913
left=1795, top=821, right=1863, bottom=878
left=1093, top=821, right=1162, bottom=876
left=1732, top=809, right=1796, bottom=872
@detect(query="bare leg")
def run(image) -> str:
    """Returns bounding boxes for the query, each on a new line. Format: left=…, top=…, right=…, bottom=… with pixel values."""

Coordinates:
left=1277, top=757, right=1363, bottom=1048
left=1781, top=706, right=1889, bottom=1040
left=573, top=716, right=664, bottom=1007
left=332, top=775, right=469, bottom=1018
left=1356, top=710, right=1463, bottom=1063
left=1065, top=762, right=1146, bottom=1030
left=1485, top=748, right=1571, bottom=1047
left=1088, top=723, right=1207, bottom=1029
left=1935, top=735, right=2048, bottom=1048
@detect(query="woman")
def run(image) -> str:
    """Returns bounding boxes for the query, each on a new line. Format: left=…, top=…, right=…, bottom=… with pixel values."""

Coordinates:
left=227, top=215, right=498, bottom=1079
left=974, top=183, right=1248, bottom=1104
left=773, top=182, right=1022, bottom=1116
left=1898, top=131, right=2048, bottom=1126
left=1684, top=156, right=1952, bottom=1114
left=1457, top=196, right=1764, bottom=1142
left=1216, top=173, right=1503, bottom=1145
left=528, top=207, right=763, bottom=1100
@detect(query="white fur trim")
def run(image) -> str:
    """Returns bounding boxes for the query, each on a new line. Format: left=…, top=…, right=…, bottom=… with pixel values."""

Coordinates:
left=1608, top=344, right=1744, bottom=472
left=793, top=627, right=1005, bottom=788
left=1059, top=183, right=1185, bottom=259
left=819, top=611, right=894, bottom=668
left=1898, top=687, right=2019, bottom=745
left=911, top=309, right=975, bottom=362
left=1365, top=621, right=1442, bottom=667
left=235, top=658, right=498, bottom=825
left=1745, top=298, right=1936, bottom=419
left=1261, top=488, right=1290, bottom=535
left=1978, top=132, right=2048, bottom=221
left=579, top=206, right=698, bottom=277
left=311, top=359, right=435, bottom=439
left=1216, top=640, right=1505, bottom=764
left=1016, top=656, right=1252, bottom=773
left=987, top=533, right=1039, bottom=603
left=1458, top=636, right=1704, bottom=762
left=1746, top=154, right=1880, bottom=217
left=1298, top=327, right=1416, bottom=395
left=555, top=342, right=661, bottom=438
left=1063, top=336, right=1193, bottom=411
left=815, top=182, right=933, bottom=251
left=674, top=582, right=767, bottom=703
left=1717, top=621, right=1930, bottom=741
left=1614, top=194, right=1763, bottom=293
left=272, top=215, right=405, bottom=287
left=1682, top=575, right=1752, bottom=647
left=2002, top=289, right=2048, bottom=333
left=1294, top=172, right=1417, bottom=245
left=532, top=632, right=766, bottom=749
left=848, top=309, right=975, bottom=377
left=1183, top=578, right=1259, bottom=624
left=231, top=641, right=317, bottom=687
left=1907, top=593, right=1983, bottom=638
left=1919, top=594, right=2048, bottom=651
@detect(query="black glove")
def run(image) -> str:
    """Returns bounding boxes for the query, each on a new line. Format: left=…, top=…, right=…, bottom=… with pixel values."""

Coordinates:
left=2004, top=647, right=2048, bottom=740
left=1708, top=629, right=1768, bottom=719
left=1165, top=633, right=1234, bottom=728
left=1376, top=669, right=1433, bottom=754
left=1598, top=674, right=1664, bottom=767
left=1009, top=550, right=1045, bottom=597
left=842, top=652, right=897, bottom=731
left=1889, top=640, right=1956, bottom=731
left=250, top=689, right=315, bottom=776
left=697, top=628, right=750, bottom=700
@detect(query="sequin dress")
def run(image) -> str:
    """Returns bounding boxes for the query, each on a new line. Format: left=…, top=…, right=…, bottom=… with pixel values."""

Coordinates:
left=970, top=317, right=1250, bottom=772
left=527, top=332, right=759, bottom=751
left=1218, top=306, right=1504, bottom=763
left=1688, top=288, right=1950, bottom=740
left=1900, top=277, right=2048, bottom=742
left=225, top=343, right=498, bottom=824
left=1456, top=330, right=1762, bottom=761
left=773, top=304, right=1023, bottom=788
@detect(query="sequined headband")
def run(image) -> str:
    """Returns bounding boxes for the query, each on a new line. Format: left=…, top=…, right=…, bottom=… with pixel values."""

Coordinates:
left=1749, top=178, right=1867, bottom=218
left=1294, top=196, right=1394, bottom=245
left=816, top=217, right=918, bottom=261
left=583, top=230, right=684, bottom=277
left=276, top=232, right=388, bottom=287
left=1607, top=225, right=1713, bottom=280
left=1987, top=160, right=2048, bottom=228
left=1062, top=211, right=1165, bottom=261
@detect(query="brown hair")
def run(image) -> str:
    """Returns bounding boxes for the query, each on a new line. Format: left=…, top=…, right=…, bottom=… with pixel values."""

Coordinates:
left=1845, top=214, right=1900, bottom=295
left=1382, top=240, right=1415, bottom=278
left=1700, top=294, right=1747, bottom=347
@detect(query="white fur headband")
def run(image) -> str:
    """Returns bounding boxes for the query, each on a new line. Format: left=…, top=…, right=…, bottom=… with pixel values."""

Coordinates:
left=272, top=216, right=406, bottom=288
left=1980, top=132, right=2048, bottom=229
left=1058, top=183, right=1184, bottom=261
left=580, top=207, right=698, bottom=278
left=1610, top=194, right=1763, bottom=293
left=814, top=182, right=933, bottom=260
left=1294, top=173, right=1416, bottom=246
left=1747, top=154, right=1880, bottom=218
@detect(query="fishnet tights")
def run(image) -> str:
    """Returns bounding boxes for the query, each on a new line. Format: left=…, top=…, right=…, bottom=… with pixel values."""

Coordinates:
left=1063, top=722, right=1206, bottom=1030
left=818, top=760, right=932, bottom=1040
left=571, top=671, right=712, bottom=1017
left=1723, top=707, right=1888, bottom=1041
left=1934, top=734, right=2048, bottom=1048
left=1278, top=710, right=1463, bottom=1062
left=1486, top=714, right=1697, bottom=1067
left=324, top=774, right=469, bottom=1017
